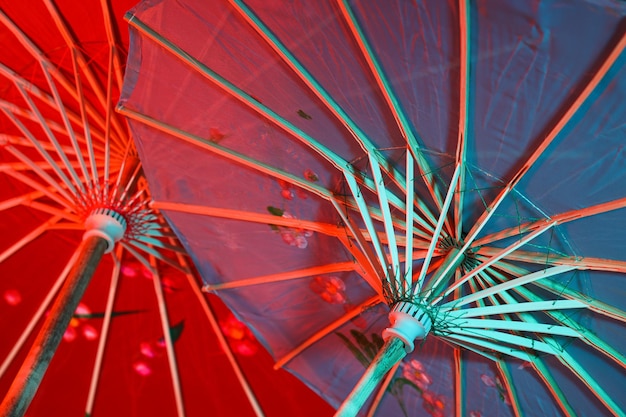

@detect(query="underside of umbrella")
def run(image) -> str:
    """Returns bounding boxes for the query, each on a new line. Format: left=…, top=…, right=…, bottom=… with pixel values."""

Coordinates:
left=0, top=1, right=334, bottom=416
left=120, top=0, right=626, bottom=416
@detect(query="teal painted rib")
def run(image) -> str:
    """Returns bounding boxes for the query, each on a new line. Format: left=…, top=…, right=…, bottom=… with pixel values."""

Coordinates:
left=449, top=318, right=581, bottom=337
left=337, top=0, right=447, bottom=217
left=439, top=299, right=586, bottom=317
left=439, top=333, right=533, bottom=361
left=485, top=267, right=626, bottom=369
left=415, top=163, right=461, bottom=294
left=441, top=265, right=576, bottom=309
left=367, top=153, right=402, bottom=291
left=493, top=260, right=626, bottom=323
left=433, top=221, right=557, bottom=303
left=403, top=152, right=415, bottom=291
left=454, top=0, right=471, bottom=241
left=344, top=173, right=391, bottom=285
left=559, top=351, right=624, bottom=417
left=126, top=15, right=414, bottom=225
left=230, top=0, right=438, bottom=233
left=496, top=360, right=524, bottom=417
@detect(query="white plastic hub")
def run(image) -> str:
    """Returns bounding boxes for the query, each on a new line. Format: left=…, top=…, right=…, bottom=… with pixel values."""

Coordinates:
left=83, top=208, right=127, bottom=253
left=382, top=301, right=433, bottom=352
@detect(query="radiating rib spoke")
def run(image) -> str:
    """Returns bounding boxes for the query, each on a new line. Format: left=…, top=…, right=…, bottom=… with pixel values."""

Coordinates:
left=274, top=296, right=381, bottom=369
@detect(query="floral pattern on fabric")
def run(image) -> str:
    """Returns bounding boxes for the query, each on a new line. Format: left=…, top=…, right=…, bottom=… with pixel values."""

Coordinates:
left=481, top=373, right=512, bottom=405
left=220, top=313, right=258, bottom=356
left=339, top=330, right=448, bottom=417
left=63, top=303, right=99, bottom=342
left=132, top=321, right=185, bottom=377
left=267, top=206, right=313, bottom=249
left=3, top=289, right=21, bottom=306
left=309, top=275, right=347, bottom=304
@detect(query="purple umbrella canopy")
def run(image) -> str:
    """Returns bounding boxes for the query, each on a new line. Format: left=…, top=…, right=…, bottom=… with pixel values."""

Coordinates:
left=119, top=0, right=625, bottom=416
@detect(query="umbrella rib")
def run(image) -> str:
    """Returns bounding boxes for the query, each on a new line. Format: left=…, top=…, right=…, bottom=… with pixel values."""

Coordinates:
left=439, top=327, right=559, bottom=355
left=495, top=360, right=524, bottom=417
left=464, top=31, right=626, bottom=243
left=203, top=262, right=357, bottom=291
left=529, top=357, right=577, bottom=416
left=0, top=216, right=60, bottom=263
left=481, top=267, right=625, bottom=376
left=439, top=299, right=586, bottom=318
left=343, top=173, right=393, bottom=289
left=1, top=161, right=74, bottom=209
left=42, top=0, right=127, bottom=142
left=414, top=163, right=461, bottom=293
left=558, top=351, right=624, bottom=416
left=0, top=189, right=45, bottom=212
left=477, top=247, right=626, bottom=274
left=429, top=220, right=557, bottom=303
left=441, top=264, right=576, bottom=309
left=439, top=334, right=532, bottom=361
left=152, top=201, right=346, bottom=237
left=0, top=10, right=110, bottom=135
left=229, top=0, right=438, bottom=231
left=0, top=103, right=104, bottom=155
left=123, top=16, right=412, bottom=218
left=492, top=260, right=626, bottom=323
left=70, top=49, right=101, bottom=188
left=367, top=153, right=403, bottom=292
left=164, top=237, right=267, bottom=417
left=475, top=196, right=626, bottom=248
left=99, top=0, right=125, bottom=90
left=123, top=240, right=189, bottom=274
left=336, top=0, right=447, bottom=217
left=331, top=204, right=389, bottom=298
left=274, top=296, right=381, bottom=370
left=446, top=318, right=581, bottom=337
left=117, top=106, right=335, bottom=200
left=0, top=245, right=81, bottom=379
left=38, top=63, right=90, bottom=193
left=453, top=348, right=465, bottom=417
left=123, top=247, right=187, bottom=417
left=2, top=108, right=79, bottom=200
left=85, top=248, right=122, bottom=416
left=480, top=266, right=621, bottom=415
left=454, top=0, right=471, bottom=240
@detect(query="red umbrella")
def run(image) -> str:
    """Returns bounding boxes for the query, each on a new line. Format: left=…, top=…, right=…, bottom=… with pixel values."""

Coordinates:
left=0, top=1, right=333, bottom=415
left=119, top=0, right=626, bottom=416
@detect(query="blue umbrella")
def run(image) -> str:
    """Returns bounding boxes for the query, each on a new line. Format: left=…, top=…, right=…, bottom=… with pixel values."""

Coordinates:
left=119, top=0, right=626, bottom=416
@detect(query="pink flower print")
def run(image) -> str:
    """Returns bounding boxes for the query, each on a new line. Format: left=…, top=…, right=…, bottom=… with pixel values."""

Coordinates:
left=133, top=361, right=152, bottom=376
left=281, top=188, right=295, bottom=200
left=3, top=289, right=21, bottom=306
left=421, top=390, right=445, bottom=417
left=481, top=374, right=511, bottom=405
left=220, top=315, right=258, bottom=356
left=401, top=359, right=432, bottom=391
left=208, top=127, right=225, bottom=143
left=469, top=411, right=482, bottom=417
left=64, top=303, right=99, bottom=342
left=303, top=169, right=319, bottom=182
left=480, top=374, right=496, bottom=387
left=309, top=275, right=347, bottom=304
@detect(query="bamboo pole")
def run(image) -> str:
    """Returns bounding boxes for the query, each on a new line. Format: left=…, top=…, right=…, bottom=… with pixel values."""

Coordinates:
left=335, top=337, right=407, bottom=417
left=0, top=236, right=108, bottom=417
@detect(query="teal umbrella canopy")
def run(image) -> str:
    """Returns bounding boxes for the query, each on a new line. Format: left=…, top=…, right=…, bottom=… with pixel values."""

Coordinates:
left=120, top=0, right=626, bottom=416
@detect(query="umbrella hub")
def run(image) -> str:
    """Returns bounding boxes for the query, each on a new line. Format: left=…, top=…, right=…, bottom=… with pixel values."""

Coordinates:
left=83, top=208, right=127, bottom=253
left=382, top=301, right=432, bottom=352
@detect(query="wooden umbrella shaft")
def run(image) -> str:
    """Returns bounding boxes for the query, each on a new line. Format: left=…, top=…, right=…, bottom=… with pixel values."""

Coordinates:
left=0, top=236, right=108, bottom=417
left=335, top=337, right=407, bottom=417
